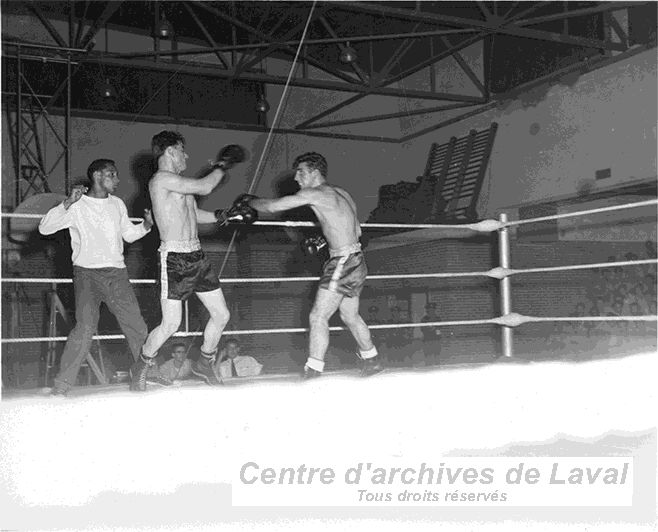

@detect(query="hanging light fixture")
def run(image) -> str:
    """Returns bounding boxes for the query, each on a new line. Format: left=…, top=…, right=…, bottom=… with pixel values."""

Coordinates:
left=100, top=78, right=116, bottom=98
left=255, top=93, right=270, bottom=113
left=158, top=13, right=172, bottom=38
left=156, top=2, right=172, bottom=39
left=340, top=42, right=358, bottom=64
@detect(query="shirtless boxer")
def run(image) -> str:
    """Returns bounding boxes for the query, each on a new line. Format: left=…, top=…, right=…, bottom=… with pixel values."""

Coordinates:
left=129, top=131, right=245, bottom=391
left=247, top=152, right=383, bottom=378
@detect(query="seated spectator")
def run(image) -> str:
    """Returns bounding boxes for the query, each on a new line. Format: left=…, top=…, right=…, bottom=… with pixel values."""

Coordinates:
left=367, top=305, right=382, bottom=325
left=158, top=342, right=193, bottom=382
left=215, top=339, right=263, bottom=378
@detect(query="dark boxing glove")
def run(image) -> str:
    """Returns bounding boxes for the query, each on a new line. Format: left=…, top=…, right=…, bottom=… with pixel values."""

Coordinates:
left=301, top=235, right=327, bottom=255
left=215, top=206, right=258, bottom=225
left=213, top=144, right=247, bottom=170
left=233, top=193, right=258, bottom=209
left=215, top=193, right=259, bottom=225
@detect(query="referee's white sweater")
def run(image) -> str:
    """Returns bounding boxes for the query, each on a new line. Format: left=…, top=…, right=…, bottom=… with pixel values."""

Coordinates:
left=39, top=194, right=150, bottom=269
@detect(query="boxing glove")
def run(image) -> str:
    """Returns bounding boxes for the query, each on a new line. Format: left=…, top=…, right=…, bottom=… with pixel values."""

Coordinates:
left=233, top=193, right=258, bottom=209
left=301, top=235, right=327, bottom=255
left=213, top=144, right=247, bottom=170
left=215, top=203, right=258, bottom=225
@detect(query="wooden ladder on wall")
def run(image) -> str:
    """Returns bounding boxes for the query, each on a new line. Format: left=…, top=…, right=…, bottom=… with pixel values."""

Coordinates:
left=421, top=122, right=498, bottom=222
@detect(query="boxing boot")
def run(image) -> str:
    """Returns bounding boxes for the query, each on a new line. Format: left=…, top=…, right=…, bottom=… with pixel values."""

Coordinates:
left=361, top=355, right=384, bottom=377
left=192, top=350, right=223, bottom=386
left=302, top=365, right=322, bottom=380
left=130, top=353, right=156, bottom=392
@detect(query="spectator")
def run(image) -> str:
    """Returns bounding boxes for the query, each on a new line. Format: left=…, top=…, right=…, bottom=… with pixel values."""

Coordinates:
left=215, top=339, right=263, bottom=378
left=158, top=342, right=193, bottom=382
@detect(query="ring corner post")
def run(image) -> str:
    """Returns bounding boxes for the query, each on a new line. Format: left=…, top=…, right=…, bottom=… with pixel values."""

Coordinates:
left=497, top=213, right=514, bottom=358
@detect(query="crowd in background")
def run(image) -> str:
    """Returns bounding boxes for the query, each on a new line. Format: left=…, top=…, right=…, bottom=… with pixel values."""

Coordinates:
left=552, top=240, right=657, bottom=352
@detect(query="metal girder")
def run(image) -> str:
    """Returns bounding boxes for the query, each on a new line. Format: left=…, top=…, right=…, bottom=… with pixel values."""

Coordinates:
left=78, top=1, right=123, bottom=50
left=438, top=35, right=486, bottom=97
left=385, top=33, right=487, bottom=86
left=342, top=2, right=628, bottom=51
left=235, top=7, right=330, bottom=79
left=374, top=23, right=423, bottom=84
left=28, top=3, right=68, bottom=48
left=105, top=27, right=479, bottom=59
left=301, top=102, right=478, bottom=130
left=515, top=2, right=646, bottom=27
left=182, top=2, right=230, bottom=69
left=83, top=54, right=485, bottom=103
left=317, top=15, right=369, bottom=84
left=192, top=1, right=361, bottom=85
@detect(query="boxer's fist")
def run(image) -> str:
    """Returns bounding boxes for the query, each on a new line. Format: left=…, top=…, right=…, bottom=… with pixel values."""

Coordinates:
left=213, top=144, right=247, bottom=170
left=233, top=193, right=257, bottom=209
left=301, top=235, right=327, bottom=255
left=215, top=203, right=258, bottom=225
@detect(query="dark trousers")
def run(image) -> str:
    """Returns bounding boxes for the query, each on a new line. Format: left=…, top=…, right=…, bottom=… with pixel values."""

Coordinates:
left=54, top=266, right=148, bottom=390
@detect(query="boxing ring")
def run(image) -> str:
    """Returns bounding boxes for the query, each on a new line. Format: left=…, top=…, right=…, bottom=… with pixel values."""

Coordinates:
left=1, top=199, right=657, bottom=531
left=1, top=197, right=656, bottom=387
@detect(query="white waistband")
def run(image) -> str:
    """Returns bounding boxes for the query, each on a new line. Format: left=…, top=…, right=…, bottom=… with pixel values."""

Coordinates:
left=329, top=242, right=361, bottom=258
left=159, top=239, right=201, bottom=253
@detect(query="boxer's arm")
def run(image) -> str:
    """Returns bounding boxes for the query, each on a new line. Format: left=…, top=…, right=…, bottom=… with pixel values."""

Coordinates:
left=194, top=201, right=220, bottom=225
left=152, top=169, right=225, bottom=196
left=249, top=189, right=317, bottom=214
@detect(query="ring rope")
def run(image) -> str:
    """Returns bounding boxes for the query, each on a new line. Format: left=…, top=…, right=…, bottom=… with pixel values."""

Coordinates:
left=502, top=198, right=658, bottom=227
left=4, top=199, right=655, bottom=232
left=3, top=314, right=655, bottom=344
left=3, top=258, right=655, bottom=285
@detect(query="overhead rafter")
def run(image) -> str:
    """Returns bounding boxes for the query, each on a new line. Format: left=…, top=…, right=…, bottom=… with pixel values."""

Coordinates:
left=182, top=1, right=230, bottom=69
left=192, top=1, right=361, bottom=85
left=78, top=1, right=123, bottom=50
left=341, top=1, right=629, bottom=51
left=78, top=53, right=487, bottom=103
left=27, top=3, right=68, bottom=48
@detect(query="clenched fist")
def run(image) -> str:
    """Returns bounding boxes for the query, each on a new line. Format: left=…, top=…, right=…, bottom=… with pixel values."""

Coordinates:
left=63, top=185, right=88, bottom=209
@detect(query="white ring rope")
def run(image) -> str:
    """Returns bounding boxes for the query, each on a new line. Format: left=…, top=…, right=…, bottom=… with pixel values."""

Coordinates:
left=2, top=314, right=655, bottom=344
left=4, top=198, right=655, bottom=233
left=3, top=258, right=655, bottom=285
left=3, top=199, right=656, bottom=345
left=502, top=198, right=658, bottom=227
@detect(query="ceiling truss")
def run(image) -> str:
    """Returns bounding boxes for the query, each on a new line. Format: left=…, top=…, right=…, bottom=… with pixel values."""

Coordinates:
left=2, top=1, right=654, bottom=142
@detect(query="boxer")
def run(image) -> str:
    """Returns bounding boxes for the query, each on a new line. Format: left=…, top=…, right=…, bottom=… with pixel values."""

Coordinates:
left=129, top=131, right=247, bottom=391
left=245, top=152, right=383, bottom=378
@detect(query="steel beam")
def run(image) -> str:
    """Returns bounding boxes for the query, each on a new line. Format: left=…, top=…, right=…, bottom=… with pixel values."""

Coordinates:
left=341, top=2, right=627, bottom=51
left=80, top=54, right=486, bottom=102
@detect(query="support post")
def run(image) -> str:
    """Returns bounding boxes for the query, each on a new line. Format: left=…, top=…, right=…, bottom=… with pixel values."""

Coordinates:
left=498, top=213, right=513, bottom=358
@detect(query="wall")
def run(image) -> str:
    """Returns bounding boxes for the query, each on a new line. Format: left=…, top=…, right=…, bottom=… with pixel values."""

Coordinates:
left=401, top=47, right=657, bottom=219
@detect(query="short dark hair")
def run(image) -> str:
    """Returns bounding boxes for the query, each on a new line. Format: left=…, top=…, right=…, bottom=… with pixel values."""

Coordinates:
left=171, top=342, right=187, bottom=351
left=152, top=130, right=185, bottom=160
left=225, top=338, right=239, bottom=348
left=293, top=152, right=327, bottom=179
left=87, top=159, right=115, bottom=181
